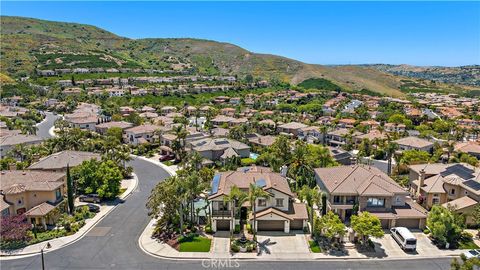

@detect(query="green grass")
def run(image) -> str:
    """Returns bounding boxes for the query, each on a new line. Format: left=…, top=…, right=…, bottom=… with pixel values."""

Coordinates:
left=118, top=188, right=127, bottom=196
left=178, top=234, right=211, bottom=252
left=309, top=240, right=322, bottom=253
left=458, top=239, right=480, bottom=249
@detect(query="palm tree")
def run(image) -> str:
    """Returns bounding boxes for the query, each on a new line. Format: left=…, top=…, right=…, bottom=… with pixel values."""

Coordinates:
left=223, top=185, right=248, bottom=235
left=248, top=183, right=270, bottom=239
left=319, top=125, right=328, bottom=145
left=298, top=186, right=322, bottom=236
left=385, top=141, right=398, bottom=176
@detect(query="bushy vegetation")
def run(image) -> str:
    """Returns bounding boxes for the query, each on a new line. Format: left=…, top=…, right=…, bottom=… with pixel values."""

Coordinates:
left=298, top=78, right=342, bottom=91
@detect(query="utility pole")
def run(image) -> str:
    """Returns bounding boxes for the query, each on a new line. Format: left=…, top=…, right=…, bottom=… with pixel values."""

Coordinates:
left=41, top=248, right=45, bottom=270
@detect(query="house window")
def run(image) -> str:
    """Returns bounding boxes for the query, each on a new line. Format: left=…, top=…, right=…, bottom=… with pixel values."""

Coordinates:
left=432, top=195, right=440, bottom=205
left=276, top=198, right=284, bottom=207
left=450, top=189, right=455, bottom=195
left=218, top=201, right=228, bottom=211
left=258, top=199, right=267, bottom=207
left=55, top=188, right=62, bottom=201
left=367, top=198, right=385, bottom=207
left=333, top=196, right=342, bottom=204
left=17, top=198, right=23, bottom=205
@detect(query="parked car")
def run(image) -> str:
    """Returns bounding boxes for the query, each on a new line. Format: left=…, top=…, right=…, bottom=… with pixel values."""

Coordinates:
left=390, top=227, right=417, bottom=251
left=463, top=249, right=480, bottom=259
left=79, top=194, right=101, bottom=203
left=76, top=203, right=100, bottom=213
left=159, top=154, right=175, bottom=162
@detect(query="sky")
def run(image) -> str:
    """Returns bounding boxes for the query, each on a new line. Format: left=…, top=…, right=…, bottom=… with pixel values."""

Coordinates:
left=1, top=1, right=479, bottom=66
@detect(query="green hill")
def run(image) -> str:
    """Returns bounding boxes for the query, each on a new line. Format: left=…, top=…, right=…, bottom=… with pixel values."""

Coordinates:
left=1, top=16, right=475, bottom=97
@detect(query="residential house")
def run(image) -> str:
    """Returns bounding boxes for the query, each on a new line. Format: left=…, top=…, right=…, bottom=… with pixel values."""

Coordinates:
left=189, top=137, right=250, bottom=162
left=277, top=122, right=308, bottom=136
left=124, top=124, right=161, bottom=145
left=28, top=150, right=101, bottom=172
left=0, top=131, right=43, bottom=159
left=208, top=166, right=308, bottom=232
left=384, top=123, right=406, bottom=133
left=315, top=165, right=427, bottom=229
left=95, top=121, right=133, bottom=135
left=455, top=141, right=480, bottom=159
left=0, top=170, right=66, bottom=229
left=394, top=136, right=434, bottom=153
left=408, top=163, right=480, bottom=225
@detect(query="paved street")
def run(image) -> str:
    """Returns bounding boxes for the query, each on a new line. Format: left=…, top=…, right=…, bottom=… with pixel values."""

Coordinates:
left=1, top=156, right=454, bottom=269
left=37, top=112, right=61, bottom=139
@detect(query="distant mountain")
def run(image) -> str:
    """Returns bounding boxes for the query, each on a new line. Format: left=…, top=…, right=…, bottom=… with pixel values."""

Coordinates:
left=1, top=16, right=477, bottom=97
left=365, top=64, right=480, bottom=87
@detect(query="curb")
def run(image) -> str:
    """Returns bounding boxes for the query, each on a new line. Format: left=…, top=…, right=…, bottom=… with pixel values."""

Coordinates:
left=0, top=173, right=139, bottom=260
left=131, top=155, right=177, bottom=176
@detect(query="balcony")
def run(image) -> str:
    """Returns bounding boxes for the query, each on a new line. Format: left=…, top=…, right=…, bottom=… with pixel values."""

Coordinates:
left=212, top=210, right=230, bottom=217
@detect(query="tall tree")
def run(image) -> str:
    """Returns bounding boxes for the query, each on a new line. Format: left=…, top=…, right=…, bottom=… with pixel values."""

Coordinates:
left=223, top=185, right=248, bottom=235
left=350, top=211, right=384, bottom=247
left=66, top=164, right=75, bottom=215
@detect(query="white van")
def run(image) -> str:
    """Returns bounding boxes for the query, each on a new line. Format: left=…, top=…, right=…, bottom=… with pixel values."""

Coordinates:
left=390, top=227, right=417, bottom=251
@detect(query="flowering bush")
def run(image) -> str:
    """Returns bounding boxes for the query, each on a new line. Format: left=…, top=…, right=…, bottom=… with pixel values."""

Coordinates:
left=0, top=214, right=32, bottom=249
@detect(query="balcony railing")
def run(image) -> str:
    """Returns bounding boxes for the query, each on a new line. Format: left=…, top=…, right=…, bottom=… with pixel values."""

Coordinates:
left=212, top=210, right=230, bottom=217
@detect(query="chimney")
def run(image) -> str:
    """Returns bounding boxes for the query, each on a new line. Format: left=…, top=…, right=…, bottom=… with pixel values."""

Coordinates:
left=417, top=168, right=425, bottom=197
left=8, top=163, right=16, bottom=171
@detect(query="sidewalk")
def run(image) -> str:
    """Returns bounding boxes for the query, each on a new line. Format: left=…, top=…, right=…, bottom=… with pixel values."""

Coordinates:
left=0, top=173, right=138, bottom=260
left=139, top=218, right=461, bottom=261
left=134, top=154, right=177, bottom=176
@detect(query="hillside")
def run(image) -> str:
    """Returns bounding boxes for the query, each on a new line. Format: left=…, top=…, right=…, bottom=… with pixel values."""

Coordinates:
left=1, top=16, right=476, bottom=97
left=366, top=64, right=480, bottom=87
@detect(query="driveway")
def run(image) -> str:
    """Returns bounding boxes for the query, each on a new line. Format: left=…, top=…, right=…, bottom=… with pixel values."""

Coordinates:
left=373, top=231, right=460, bottom=258
left=256, top=231, right=310, bottom=256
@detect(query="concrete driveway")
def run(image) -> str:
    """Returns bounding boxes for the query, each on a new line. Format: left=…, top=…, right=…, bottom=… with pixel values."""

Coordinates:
left=256, top=231, right=310, bottom=256
left=373, top=231, right=460, bottom=258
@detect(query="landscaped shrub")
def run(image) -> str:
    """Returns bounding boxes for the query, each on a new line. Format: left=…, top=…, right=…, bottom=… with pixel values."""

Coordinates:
left=0, top=214, right=32, bottom=250
left=230, top=242, right=240, bottom=252
left=205, top=225, right=213, bottom=234
left=234, top=224, right=241, bottom=234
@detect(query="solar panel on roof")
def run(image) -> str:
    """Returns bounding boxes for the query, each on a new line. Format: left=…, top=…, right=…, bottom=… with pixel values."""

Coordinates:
left=464, top=180, right=480, bottom=191
left=440, top=164, right=475, bottom=180
left=214, top=140, right=230, bottom=145
left=210, top=174, right=221, bottom=195
left=255, top=178, right=266, bottom=188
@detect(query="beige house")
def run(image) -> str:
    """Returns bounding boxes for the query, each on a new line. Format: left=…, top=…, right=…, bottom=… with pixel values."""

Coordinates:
left=315, top=165, right=427, bottom=229
left=394, top=136, right=434, bottom=153
left=124, top=124, right=161, bottom=145
left=95, top=121, right=133, bottom=135
left=189, top=137, right=250, bottom=162
left=408, top=163, right=480, bottom=225
left=0, top=170, right=66, bottom=229
left=208, top=166, right=308, bottom=233
left=276, top=122, right=308, bottom=136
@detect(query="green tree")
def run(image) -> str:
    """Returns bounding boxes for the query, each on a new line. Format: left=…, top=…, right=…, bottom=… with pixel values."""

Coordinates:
left=74, top=159, right=122, bottom=199
left=350, top=211, right=384, bottom=247
left=298, top=186, right=322, bottom=236
left=66, top=164, right=75, bottom=215
left=451, top=255, right=480, bottom=270
left=316, top=211, right=346, bottom=241
left=223, top=185, right=248, bottom=235
left=427, top=205, right=464, bottom=247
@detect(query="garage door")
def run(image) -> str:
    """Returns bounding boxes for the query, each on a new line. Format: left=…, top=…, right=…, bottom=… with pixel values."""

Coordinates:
left=395, top=219, right=419, bottom=229
left=216, top=220, right=230, bottom=231
left=257, top=220, right=285, bottom=231
left=380, top=219, right=391, bottom=229
left=290, top=219, right=304, bottom=230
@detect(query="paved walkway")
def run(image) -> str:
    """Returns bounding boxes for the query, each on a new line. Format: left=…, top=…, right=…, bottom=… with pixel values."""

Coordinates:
left=0, top=173, right=138, bottom=259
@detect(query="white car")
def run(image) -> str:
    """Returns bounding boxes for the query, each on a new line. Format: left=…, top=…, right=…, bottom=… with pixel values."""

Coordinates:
left=463, top=249, right=480, bottom=259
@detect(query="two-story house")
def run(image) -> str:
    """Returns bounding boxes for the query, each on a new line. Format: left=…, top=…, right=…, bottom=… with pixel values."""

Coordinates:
left=315, top=165, right=427, bottom=229
left=208, top=166, right=308, bottom=233
left=408, top=163, right=480, bottom=226
left=0, top=170, right=66, bottom=229
left=393, top=136, right=434, bottom=153
left=124, top=124, right=161, bottom=145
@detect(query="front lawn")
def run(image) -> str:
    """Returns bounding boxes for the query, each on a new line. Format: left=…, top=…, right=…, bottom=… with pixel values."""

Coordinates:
left=178, top=234, right=211, bottom=252
left=309, top=240, right=322, bottom=253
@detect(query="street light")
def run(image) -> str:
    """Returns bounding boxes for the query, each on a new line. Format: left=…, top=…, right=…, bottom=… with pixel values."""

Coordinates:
left=40, top=242, right=51, bottom=270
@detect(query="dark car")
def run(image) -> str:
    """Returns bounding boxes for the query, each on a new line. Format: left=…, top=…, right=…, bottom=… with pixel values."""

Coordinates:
left=85, top=203, right=100, bottom=213
left=76, top=204, right=100, bottom=213
left=159, top=154, right=175, bottom=162
left=79, top=194, right=101, bottom=203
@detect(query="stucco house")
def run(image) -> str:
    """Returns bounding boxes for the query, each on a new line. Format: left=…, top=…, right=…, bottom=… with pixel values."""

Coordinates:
left=315, top=165, right=427, bottom=229
left=0, top=170, right=66, bottom=229
left=208, top=166, right=308, bottom=233
left=188, top=137, right=250, bottom=162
